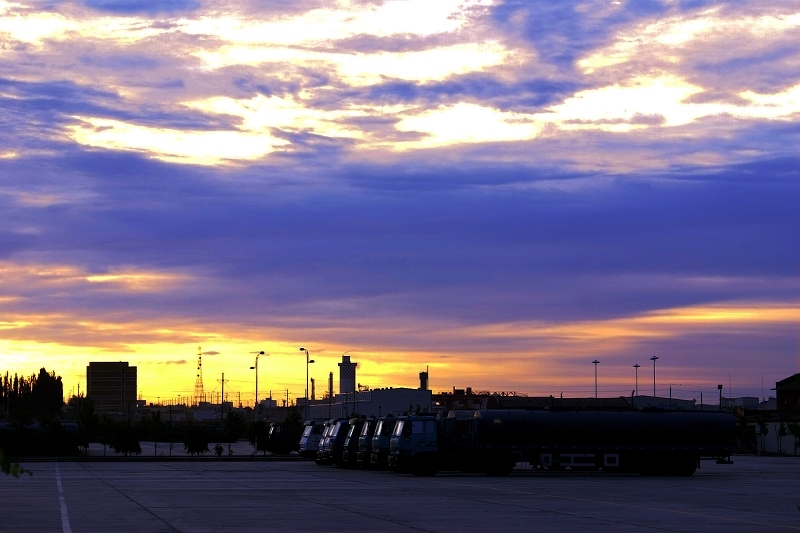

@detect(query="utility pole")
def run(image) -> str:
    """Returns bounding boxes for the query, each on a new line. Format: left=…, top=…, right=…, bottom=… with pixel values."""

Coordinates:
left=328, top=372, right=333, bottom=419
left=218, top=373, right=229, bottom=420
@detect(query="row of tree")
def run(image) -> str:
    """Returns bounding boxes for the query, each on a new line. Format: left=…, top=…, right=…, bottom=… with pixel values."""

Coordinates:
left=68, top=396, right=304, bottom=457
left=1, top=368, right=64, bottom=424
left=734, top=413, right=800, bottom=456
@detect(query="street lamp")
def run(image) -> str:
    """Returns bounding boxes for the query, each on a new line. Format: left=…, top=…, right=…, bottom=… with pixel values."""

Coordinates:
left=299, top=348, right=315, bottom=421
left=633, top=364, right=640, bottom=396
left=592, top=360, right=600, bottom=398
left=650, top=355, right=659, bottom=397
left=250, top=351, right=266, bottom=455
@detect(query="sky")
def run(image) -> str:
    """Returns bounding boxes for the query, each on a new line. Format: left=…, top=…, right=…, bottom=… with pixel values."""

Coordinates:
left=0, top=0, right=798, bottom=406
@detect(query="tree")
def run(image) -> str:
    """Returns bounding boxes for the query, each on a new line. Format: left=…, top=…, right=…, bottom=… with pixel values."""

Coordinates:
left=224, top=410, right=246, bottom=442
left=734, top=412, right=756, bottom=453
left=756, top=416, right=769, bottom=455
left=248, top=420, right=269, bottom=455
left=777, top=421, right=788, bottom=455
left=97, top=416, right=115, bottom=457
left=183, top=424, right=209, bottom=456
left=281, top=408, right=304, bottom=453
left=73, top=397, right=99, bottom=453
left=149, top=411, right=165, bottom=457
left=30, top=368, right=63, bottom=420
left=0, top=447, right=31, bottom=478
left=786, top=422, right=800, bottom=456
left=110, top=424, right=141, bottom=456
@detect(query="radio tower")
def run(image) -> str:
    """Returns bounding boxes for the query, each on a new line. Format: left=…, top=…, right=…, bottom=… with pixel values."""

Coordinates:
left=194, top=346, right=205, bottom=406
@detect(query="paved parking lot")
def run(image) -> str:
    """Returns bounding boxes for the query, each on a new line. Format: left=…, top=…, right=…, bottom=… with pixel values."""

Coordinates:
left=2, top=456, right=798, bottom=532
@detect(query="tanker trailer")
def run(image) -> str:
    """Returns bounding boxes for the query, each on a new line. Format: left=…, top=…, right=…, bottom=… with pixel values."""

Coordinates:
left=472, top=409, right=735, bottom=476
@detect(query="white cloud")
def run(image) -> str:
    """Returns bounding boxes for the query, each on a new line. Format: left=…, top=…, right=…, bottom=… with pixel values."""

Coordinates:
left=67, top=116, right=288, bottom=165
left=195, top=41, right=512, bottom=85
left=395, top=103, right=542, bottom=148
left=578, top=8, right=800, bottom=74
left=178, top=0, right=494, bottom=45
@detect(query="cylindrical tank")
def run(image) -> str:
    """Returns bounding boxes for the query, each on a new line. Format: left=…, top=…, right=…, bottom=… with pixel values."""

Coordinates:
left=472, top=409, right=736, bottom=452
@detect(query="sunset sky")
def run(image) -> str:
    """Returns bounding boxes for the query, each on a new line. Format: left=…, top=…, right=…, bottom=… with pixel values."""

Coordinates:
left=0, top=0, right=798, bottom=406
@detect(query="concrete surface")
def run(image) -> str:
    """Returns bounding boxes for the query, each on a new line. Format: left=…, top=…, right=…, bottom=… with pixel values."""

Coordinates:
left=2, top=456, right=798, bottom=532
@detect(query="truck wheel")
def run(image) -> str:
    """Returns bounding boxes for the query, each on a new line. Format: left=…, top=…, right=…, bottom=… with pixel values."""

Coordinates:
left=637, top=459, right=667, bottom=476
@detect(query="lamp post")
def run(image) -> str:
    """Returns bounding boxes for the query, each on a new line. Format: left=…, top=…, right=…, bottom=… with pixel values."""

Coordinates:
left=299, top=348, right=315, bottom=421
left=250, top=351, right=266, bottom=455
left=718, top=384, right=723, bottom=412
left=592, top=360, right=600, bottom=398
left=650, top=355, right=659, bottom=397
left=633, top=364, right=640, bottom=396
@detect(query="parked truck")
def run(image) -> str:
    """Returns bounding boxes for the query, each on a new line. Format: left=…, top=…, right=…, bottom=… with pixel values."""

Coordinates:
left=389, top=409, right=736, bottom=477
left=356, top=417, right=380, bottom=468
left=341, top=417, right=367, bottom=467
left=299, top=419, right=326, bottom=460
left=317, top=418, right=350, bottom=466
left=369, top=415, right=396, bottom=469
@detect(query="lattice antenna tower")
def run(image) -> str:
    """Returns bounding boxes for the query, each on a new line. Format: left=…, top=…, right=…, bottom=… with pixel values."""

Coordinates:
left=194, top=346, right=204, bottom=406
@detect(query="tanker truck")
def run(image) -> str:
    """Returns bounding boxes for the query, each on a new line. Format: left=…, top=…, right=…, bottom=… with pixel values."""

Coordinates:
left=389, top=409, right=736, bottom=477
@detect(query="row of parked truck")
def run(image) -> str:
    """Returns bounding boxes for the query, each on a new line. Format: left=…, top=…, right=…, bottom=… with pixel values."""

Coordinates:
left=298, top=409, right=736, bottom=476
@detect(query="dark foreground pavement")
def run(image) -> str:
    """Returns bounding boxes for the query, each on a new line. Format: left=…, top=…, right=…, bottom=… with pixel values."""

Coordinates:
left=2, top=456, right=798, bottom=532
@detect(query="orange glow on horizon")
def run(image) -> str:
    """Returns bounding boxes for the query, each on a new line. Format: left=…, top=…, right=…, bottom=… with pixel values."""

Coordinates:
left=0, top=301, right=795, bottom=403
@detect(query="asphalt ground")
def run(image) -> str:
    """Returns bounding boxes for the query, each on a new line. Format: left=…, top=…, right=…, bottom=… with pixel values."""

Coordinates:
left=2, top=456, right=798, bottom=533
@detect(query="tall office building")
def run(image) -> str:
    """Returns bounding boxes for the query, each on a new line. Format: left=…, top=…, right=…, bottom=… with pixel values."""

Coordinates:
left=86, top=362, right=137, bottom=414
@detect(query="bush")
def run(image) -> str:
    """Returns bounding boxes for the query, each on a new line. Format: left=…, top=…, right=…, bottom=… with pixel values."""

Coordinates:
left=109, top=424, right=141, bottom=456
left=183, top=425, right=209, bottom=456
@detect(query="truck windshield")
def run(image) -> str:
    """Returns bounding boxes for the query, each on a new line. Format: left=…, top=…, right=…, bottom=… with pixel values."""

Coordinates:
left=392, top=421, right=404, bottom=437
left=374, top=421, right=383, bottom=435
left=361, top=422, right=373, bottom=437
left=302, top=426, right=312, bottom=438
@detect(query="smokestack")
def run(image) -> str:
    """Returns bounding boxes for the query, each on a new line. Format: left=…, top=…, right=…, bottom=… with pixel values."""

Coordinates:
left=338, top=355, right=357, bottom=394
left=328, top=372, right=334, bottom=399
left=419, top=366, right=429, bottom=391
left=310, top=377, right=315, bottom=400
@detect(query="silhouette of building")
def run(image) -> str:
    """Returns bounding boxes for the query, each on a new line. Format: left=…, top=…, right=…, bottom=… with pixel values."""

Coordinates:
left=86, top=362, right=137, bottom=415
left=776, top=373, right=800, bottom=411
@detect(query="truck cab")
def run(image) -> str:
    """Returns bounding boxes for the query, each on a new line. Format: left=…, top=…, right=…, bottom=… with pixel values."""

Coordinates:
left=370, top=415, right=396, bottom=469
left=325, top=418, right=351, bottom=466
left=356, top=417, right=379, bottom=468
left=341, top=417, right=366, bottom=467
left=315, top=420, right=336, bottom=465
left=388, top=415, right=439, bottom=476
left=299, top=419, right=325, bottom=460
left=266, top=422, right=286, bottom=454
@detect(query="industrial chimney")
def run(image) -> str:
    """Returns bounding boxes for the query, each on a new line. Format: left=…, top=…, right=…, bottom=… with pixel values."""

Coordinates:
left=419, top=366, right=429, bottom=390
